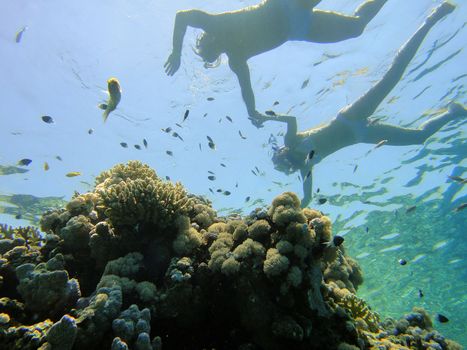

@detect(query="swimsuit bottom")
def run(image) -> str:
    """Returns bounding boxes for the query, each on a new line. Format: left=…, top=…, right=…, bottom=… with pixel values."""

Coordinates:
left=280, top=0, right=312, bottom=41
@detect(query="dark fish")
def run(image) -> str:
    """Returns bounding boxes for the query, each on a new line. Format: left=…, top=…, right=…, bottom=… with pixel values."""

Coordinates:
left=208, top=171, right=215, bottom=175
left=318, top=198, right=327, bottom=204
left=226, top=116, right=233, bottom=123
left=304, top=170, right=312, bottom=180
left=353, top=164, right=358, bottom=173
left=209, top=188, right=214, bottom=194
left=255, top=166, right=260, bottom=174
left=165, top=176, right=170, bottom=181
left=199, top=143, right=202, bottom=151
left=436, top=314, right=449, bottom=323
left=418, top=289, right=424, bottom=298
left=245, top=196, right=250, bottom=202
left=366, top=227, right=369, bottom=233
left=88, top=128, right=94, bottom=134
left=235, top=182, right=238, bottom=188
left=447, top=175, right=465, bottom=183
left=207, top=97, right=215, bottom=101
left=56, top=156, right=63, bottom=161
left=301, top=78, right=309, bottom=89
left=172, top=132, right=184, bottom=141
left=398, top=259, right=407, bottom=266
left=306, top=150, right=315, bottom=162
left=166, top=150, right=173, bottom=156
left=238, top=131, right=247, bottom=139
left=183, top=109, right=189, bottom=122
left=203, top=113, right=208, bottom=117
left=265, top=110, right=276, bottom=116
left=273, top=101, right=279, bottom=106
left=15, top=213, right=22, bottom=220
left=134, top=144, right=141, bottom=150
left=161, top=127, right=172, bottom=133
left=208, top=141, right=216, bottom=150
left=15, top=26, right=27, bottom=43
left=223, top=191, right=231, bottom=196
left=208, top=175, right=216, bottom=181
left=206, top=135, right=214, bottom=143
left=332, top=235, right=344, bottom=247
left=454, top=203, right=467, bottom=212
left=17, top=159, right=32, bottom=166
left=316, top=188, right=320, bottom=193
left=41, top=115, right=54, bottom=124
left=175, top=123, right=183, bottom=128
left=251, top=169, right=257, bottom=176
left=216, top=188, right=223, bottom=193
left=406, top=206, right=416, bottom=213
left=220, top=163, right=226, bottom=167
left=120, top=142, right=128, bottom=148
left=143, top=139, right=148, bottom=148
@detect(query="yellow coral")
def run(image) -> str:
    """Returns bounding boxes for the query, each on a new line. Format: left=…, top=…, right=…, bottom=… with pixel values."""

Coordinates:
left=337, top=293, right=380, bottom=332
left=248, top=220, right=271, bottom=241
left=263, top=248, right=289, bottom=277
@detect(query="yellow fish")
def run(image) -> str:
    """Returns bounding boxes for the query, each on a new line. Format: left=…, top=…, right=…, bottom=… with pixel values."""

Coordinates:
left=44, top=162, right=49, bottom=171
left=98, top=77, right=121, bottom=122
left=66, top=172, right=81, bottom=177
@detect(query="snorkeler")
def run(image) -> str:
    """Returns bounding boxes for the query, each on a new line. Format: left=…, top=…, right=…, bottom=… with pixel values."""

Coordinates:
left=259, top=1, right=465, bottom=207
left=164, top=0, right=388, bottom=127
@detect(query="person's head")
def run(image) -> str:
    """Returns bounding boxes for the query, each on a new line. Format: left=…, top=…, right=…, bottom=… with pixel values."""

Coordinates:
left=271, top=146, right=303, bottom=175
left=194, top=32, right=222, bottom=68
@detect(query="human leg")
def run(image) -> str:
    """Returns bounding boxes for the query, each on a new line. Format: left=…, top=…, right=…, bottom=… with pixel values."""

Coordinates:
left=306, top=0, right=387, bottom=43
left=362, top=102, right=466, bottom=145
left=337, top=1, right=455, bottom=121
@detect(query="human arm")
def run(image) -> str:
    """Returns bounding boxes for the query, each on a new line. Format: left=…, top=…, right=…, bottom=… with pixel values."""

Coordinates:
left=165, top=10, right=214, bottom=76
left=259, top=114, right=298, bottom=147
left=228, top=57, right=258, bottom=118
left=300, top=166, right=313, bottom=208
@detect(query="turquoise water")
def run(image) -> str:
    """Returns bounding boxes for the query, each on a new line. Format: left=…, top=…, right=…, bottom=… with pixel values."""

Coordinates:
left=1, top=0, right=466, bottom=347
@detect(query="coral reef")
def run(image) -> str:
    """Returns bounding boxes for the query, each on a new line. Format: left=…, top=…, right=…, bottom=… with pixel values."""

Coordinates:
left=0, top=162, right=462, bottom=350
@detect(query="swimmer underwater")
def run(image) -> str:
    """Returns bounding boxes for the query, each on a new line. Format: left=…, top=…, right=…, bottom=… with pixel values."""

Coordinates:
left=258, top=1, right=466, bottom=207
left=164, top=0, right=388, bottom=127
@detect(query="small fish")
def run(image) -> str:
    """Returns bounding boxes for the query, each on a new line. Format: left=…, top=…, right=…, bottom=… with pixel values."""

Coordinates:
left=15, top=213, right=22, bottom=220
left=166, top=150, right=173, bottom=156
left=366, top=227, right=369, bottom=233
left=245, top=196, right=250, bottom=202
left=41, top=115, right=54, bottom=124
left=203, top=113, right=208, bottom=117
left=17, top=159, right=32, bottom=166
left=235, top=182, right=238, bottom=188
left=56, top=156, right=63, bottom=161
left=209, top=188, right=214, bottom=194
left=143, top=139, right=148, bottom=148
left=172, top=132, right=184, bottom=141
left=406, top=206, right=416, bottom=213
left=161, top=127, right=172, bottom=133
left=375, top=139, right=388, bottom=149
left=220, top=163, right=226, bottom=168
left=318, top=198, right=327, bottom=205
left=398, top=259, right=407, bottom=266
left=88, top=128, right=94, bottom=135
left=208, top=175, right=216, bottom=181
left=265, top=110, right=276, bottom=116
left=436, top=314, right=449, bottom=323
left=306, top=150, right=315, bottom=162
left=301, top=78, right=309, bottom=89
left=223, top=191, right=231, bottom=196
left=182, top=109, right=189, bottom=122
left=251, top=169, right=257, bottom=176
left=99, top=77, right=121, bottom=122
left=216, top=189, right=223, bottom=193
left=165, top=176, right=171, bottom=181
left=304, top=170, right=312, bottom=180
left=316, top=188, right=320, bottom=193
left=44, top=162, right=49, bottom=171
left=207, top=97, right=215, bottom=101
left=418, top=289, right=424, bottom=298
left=175, top=123, right=183, bottom=128
left=255, top=166, right=260, bottom=174
left=225, top=116, right=233, bottom=123
left=208, top=141, right=216, bottom=150
left=134, top=144, right=141, bottom=150
left=206, top=136, right=214, bottom=143
left=238, top=131, right=247, bottom=139
left=15, top=26, right=27, bottom=43
left=454, top=203, right=467, bottom=212
left=208, top=171, right=215, bottom=175
left=447, top=175, right=465, bottom=183
left=66, top=171, right=81, bottom=177
left=353, top=164, right=358, bottom=173
left=198, top=143, right=202, bottom=151
left=120, top=142, right=128, bottom=148
left=273, top=101, right=279, bottom=106
left=326, top=235, right=344, bottom=247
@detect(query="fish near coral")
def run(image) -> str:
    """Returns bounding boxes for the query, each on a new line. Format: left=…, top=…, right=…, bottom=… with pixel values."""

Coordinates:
left=98, top=77, right=121, bottom=122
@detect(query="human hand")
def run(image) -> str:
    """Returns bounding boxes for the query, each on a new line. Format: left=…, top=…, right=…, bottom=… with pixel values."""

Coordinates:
left=164, top=52, right=181, bottom=76
left=248, top=110, right=267, bottom=128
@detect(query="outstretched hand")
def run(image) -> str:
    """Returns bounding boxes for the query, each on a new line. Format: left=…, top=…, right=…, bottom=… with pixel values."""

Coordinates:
left=164, top=53, right=181, bottom=76
left=248, top=110, right=268, bottom=128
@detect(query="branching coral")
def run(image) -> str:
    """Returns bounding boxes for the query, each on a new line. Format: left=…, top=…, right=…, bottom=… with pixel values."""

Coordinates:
left=337, top=293, right=380, bottom=332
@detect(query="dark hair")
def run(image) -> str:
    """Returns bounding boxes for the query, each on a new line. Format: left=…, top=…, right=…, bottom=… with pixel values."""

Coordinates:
left=271, top=146, right=303, bottom=175
left=194, top=32, right=222, bottom=68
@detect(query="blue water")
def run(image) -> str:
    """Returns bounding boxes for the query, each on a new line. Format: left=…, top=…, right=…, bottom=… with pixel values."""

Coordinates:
left=1, top=0, right=466, bottom=346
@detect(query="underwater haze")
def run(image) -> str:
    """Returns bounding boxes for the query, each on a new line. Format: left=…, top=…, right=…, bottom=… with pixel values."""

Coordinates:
left=1, top=0, right=466, bottom=348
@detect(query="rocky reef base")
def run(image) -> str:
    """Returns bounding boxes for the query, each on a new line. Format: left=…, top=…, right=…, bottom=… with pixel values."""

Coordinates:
left=0, top=161, right=462, bottom=350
